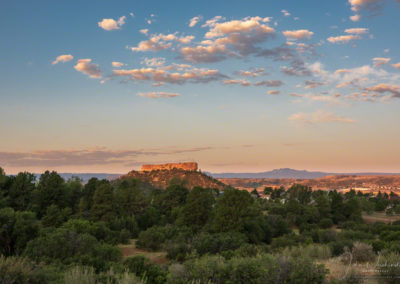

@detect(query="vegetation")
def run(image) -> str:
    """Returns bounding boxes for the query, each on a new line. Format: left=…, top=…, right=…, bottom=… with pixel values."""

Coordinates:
left=1, top=166, right=400, bottom=283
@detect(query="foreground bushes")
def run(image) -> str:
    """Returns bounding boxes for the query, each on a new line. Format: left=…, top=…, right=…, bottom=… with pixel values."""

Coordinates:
left=168, top=254, right=327, bottom=284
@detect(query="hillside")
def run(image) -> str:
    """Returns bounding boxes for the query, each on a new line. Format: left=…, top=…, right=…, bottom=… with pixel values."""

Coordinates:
left=121, top=168, right=226, bottom=190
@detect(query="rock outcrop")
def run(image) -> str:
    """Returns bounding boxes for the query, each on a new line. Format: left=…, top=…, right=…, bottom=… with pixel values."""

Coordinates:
left=141, top=162, right=198, bottom=172
left=121, top=162, right=225, bottom=190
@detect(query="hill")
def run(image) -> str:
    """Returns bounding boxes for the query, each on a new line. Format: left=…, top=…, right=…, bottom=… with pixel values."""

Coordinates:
left=121, top=168, right=226, bottom=190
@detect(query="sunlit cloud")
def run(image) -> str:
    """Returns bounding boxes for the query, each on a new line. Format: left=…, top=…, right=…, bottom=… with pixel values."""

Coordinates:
left=267, top=90, right=280, bottom=95
left=112, top=61, right=125, bottom=68
left=223, top=79, right=251, bottom=86
left=52, top=54, right=73, bottom=65
left=189, top=16, right=202, bottom=27
left=98, top=16, right=126, bottom=31
left=138, top=91, right=180, bottom=98
left=281, top=9, right=291, bottom=17
left=372, top=57, right=390, bottom=67
left=74, top=59, right=102, bottom=79
left=113, top=65, right=225, bottom=84
left=283, top=29, right=314, bottom=40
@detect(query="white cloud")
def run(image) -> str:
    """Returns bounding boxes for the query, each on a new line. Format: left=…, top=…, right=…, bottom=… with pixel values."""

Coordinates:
left=142, top=57, right=166, bottom=67
left=74, top=59, right=102, bottom=79
left=52, top=54, right=73, bottom=65
left=98, top=16, right=126, bottom=31
left=281, top=9, right=291, bottom=17
left=222, top=79, right=251, bottom=86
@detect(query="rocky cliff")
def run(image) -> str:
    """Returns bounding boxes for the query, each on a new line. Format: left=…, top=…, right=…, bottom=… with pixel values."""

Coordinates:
left=141, top=162, right=198, bottom=172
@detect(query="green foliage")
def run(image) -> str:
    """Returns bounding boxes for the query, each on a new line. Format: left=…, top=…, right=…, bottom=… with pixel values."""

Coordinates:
left=124, top=255, right=167, bottom=283
left=177, top=187, right=214, bottom=230
left=213, top=188, right=260, bottom=232
left=0, top=255, right=60, bottom=284
left=0, top=208, right=39, bottom=256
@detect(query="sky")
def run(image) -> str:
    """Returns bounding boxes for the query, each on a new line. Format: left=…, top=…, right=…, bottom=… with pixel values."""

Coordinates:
left=1, top=0, right=400, bottom=174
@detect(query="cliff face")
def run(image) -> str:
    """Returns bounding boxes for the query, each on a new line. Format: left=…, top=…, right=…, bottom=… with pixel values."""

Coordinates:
left=121, top=168, right=225, bottom=190
left=141, top=162, right=198, bottom=172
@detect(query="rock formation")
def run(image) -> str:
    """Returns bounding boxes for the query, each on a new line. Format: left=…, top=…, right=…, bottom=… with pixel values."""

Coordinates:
left=141, top=162, right=198, bottom=172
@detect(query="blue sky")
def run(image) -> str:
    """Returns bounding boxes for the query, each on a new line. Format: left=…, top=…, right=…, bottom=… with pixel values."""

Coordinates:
left=1, top=0, right=400, bottom=174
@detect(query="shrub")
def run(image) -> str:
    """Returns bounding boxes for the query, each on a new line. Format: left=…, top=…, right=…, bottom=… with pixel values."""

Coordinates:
left=351, top=242, right=375, bottom=263
left=319, top=218, right=333, bottom=229
left=0, top=255, right=59, bottom=284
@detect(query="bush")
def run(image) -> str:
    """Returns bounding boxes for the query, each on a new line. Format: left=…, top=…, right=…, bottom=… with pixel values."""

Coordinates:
left=0, top=255, right=60, bottom=284
left=123, top=256, right=167, bottom=283
left=351, top=242, right=375, bottom=263
left=319, top=218, right=333, bottom=229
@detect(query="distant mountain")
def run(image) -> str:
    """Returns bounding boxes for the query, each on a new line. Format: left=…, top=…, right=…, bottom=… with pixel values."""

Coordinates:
left=209, top=168, right=400, bottom=179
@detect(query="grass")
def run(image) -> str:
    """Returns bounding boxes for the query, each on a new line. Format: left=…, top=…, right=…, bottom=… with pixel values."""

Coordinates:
left=362, top=212, right=400, bottom=224
left=118, top=239, right=169, bottom=264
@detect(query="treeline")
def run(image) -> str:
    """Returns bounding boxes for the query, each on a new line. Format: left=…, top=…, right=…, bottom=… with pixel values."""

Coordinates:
left=1, top=167, right=400, bottom=283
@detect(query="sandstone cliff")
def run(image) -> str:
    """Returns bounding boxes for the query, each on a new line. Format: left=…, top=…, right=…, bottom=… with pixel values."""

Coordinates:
left=141, top=162, right=198, bottom=172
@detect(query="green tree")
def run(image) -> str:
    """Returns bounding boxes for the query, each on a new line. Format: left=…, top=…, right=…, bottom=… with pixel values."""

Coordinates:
left=8, top=172, right=36, bottom=211
left=213, top=188, right=260, bottom=232
left=177, top=187, right=214, bottom=230
left=90, top=182, right=116, bottom=222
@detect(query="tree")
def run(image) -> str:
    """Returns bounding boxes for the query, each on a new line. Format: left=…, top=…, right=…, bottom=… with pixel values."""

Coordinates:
left=8, top=172, right=36, bottom=211
left=90, top=182, right=116, bottom=222
left=0, top=207, right=39, bottom=256
left=177, top=187, right=214, bottom=230
left=213, top=188, right=260, bottom=232
left=115, top=178, right=148, bottom=216
left=32, top=171, right=66, bottom=217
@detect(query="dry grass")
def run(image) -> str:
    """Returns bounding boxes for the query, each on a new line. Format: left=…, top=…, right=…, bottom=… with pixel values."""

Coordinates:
left=118, top=239, right=169, bottom=264
left=362, top=212, right=400, bottom=224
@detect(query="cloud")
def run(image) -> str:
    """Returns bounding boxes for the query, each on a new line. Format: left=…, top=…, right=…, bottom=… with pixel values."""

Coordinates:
left=140, top=29, right=149, bottom=35
left=130, top=12, right=134, bottom=17
left=345, top=28, right=369, bottom=34
left=254, top=80, right=284, bottom=87
left=138, top=91, right=179, bottom=98
left=112, top=61, right=124, bottom=68
left=327, top=34, right=360, bottom=43
left=98, top=16, right=126, bottom=31
left=372, top=57, right=391, bottom=67
left=142, top=57, right=166, bottom=67
left=189, top=16, right=202, bottom=27
left=281, top=9, right=291, bottom=17
left=237, top=68, right=265, bottom=77
left=348, top=0, right=384, bottom=12
left=52, top=54, right=73, bottom=65
left=289, top=110, right=355, bottom=125
left=304, top=80, right=327, bottom=89
left=267, top=90, right=280, bottom=95
left=180, top=16, right=275, bottom=62
left=131, top=33, right=194, bottom=52
left=74, top=59, right=102, bottom=79
left=0, top=146, right=214, bottom=168
left=281, top=60, right=312, bottom=76
left=392, top=62, right=400, bottom=69
left=283, top=29, right=314, bottom=40
left=222, top=79, right=250, bottom=86
left=365, top=83, right=400, bottom=98
left=350, top=14, right=361, bottom=21
left=113, top=65, right=225, bottom=85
